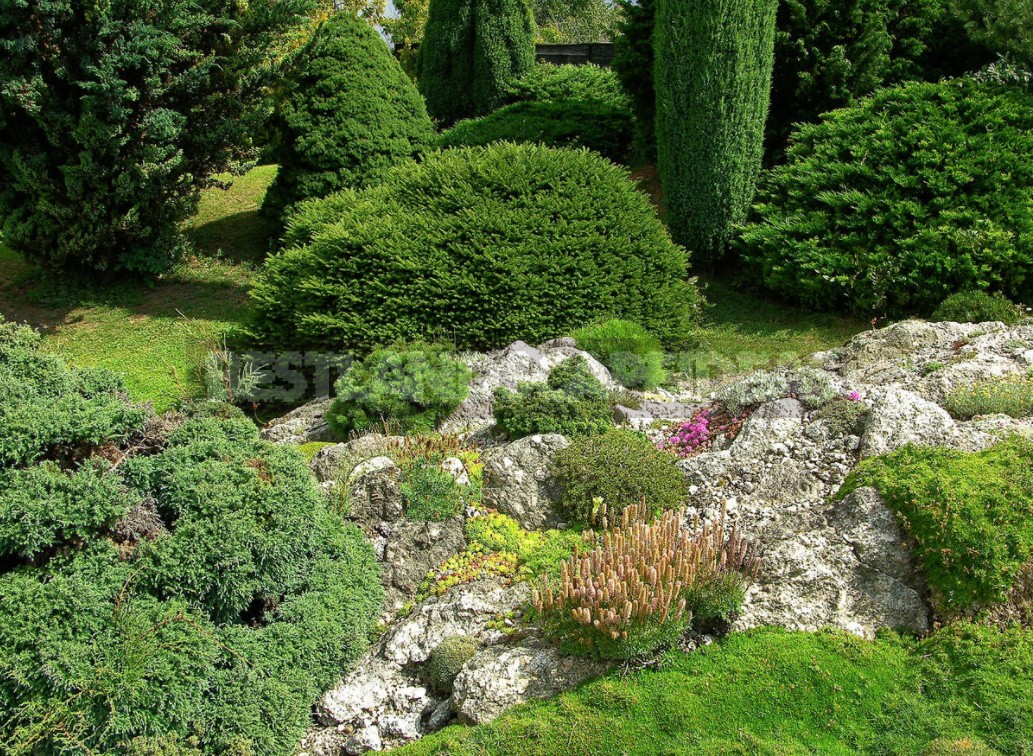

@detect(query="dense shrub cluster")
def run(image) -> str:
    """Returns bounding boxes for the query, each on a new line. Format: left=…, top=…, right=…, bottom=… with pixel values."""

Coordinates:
left=419, top=0, right=537, bottom=124
left=326, top=343, right=472, bottom=436
left=493, top=356, right=614, bottom=439
left=437, top=101, right=634, bottom=162
left=0, top=325, right=382, bottom=753
left=400, top=458, right=469, bottom=521
left=0, top=0, right=310, bottom=274
left=550, top=429, right=689, bottom=522
left=425, top=636, right=479, bottom=694
left=838, top=438, right=1033, bottom=614
left=250, top=144, right=698, bottom=353
left=262, top=11, right=434, bottom=221
left=933, top=291, right=1026, bottom=325
left=533, top=503, right=757, bottom=659
left=741, top=79, right=1033, bottom=316
left=501, top=63, right=630, bottom=109
left=573, top=319, right=666, bottom=390
left=655, top=0, right=778, bottom=263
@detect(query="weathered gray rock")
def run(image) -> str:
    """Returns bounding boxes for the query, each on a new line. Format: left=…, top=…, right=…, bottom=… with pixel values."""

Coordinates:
left=451, top=643, right=609, bottom=725
left=440, top=456, right=471, bottom=486
left=378, top=518, right=467, bottom=621
left=752, top=397, right=806, bottom=421
left=442, top=340, right=614, bottom=432
left=382, top=579, right=530, bottom=666
left=344, top=457, right=405, bottom=526
left=309, top=434, right=404, bottom=484
left=860, top=387, right=962, bottom=458
left=482, top=433, right=569, bottom=530
left=260, top=397, right=335, bottom=445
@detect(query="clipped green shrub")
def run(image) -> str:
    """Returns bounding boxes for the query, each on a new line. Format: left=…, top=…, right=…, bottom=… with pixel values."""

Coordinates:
left=612, top=0, right=656, bottom=161
left=419, top=0, right=537, bottom=124
left=0, top=317, right=147, bottom=468
left=655, top=0, right=778, bottom=263
left=493, top=357, right=614, bottom=439
left=325, top=343, right=472, bottom=436
left=944, top=375, right=1033, bottom=420
left=437, top=100, right=633, bottom=162
left=425, top=636, right=480, bottom=694
left=550, top=429, right=689, bottom=522
left=838, top=438, right=1033, bottom=614
left=262, top=11, right=434, bottom=221
left=250, top=144, right=698, bottom=352
left=741, top=78, right=1033, bottom=316
left=401, top=459, right=467, bottom=521
left=0, top=0, right=310, bottom=274
left=573, top=319, right=666, bottom=390
left=933, top=291, right=1026, bottom=325
left=501, top=63, right=630, bottom=109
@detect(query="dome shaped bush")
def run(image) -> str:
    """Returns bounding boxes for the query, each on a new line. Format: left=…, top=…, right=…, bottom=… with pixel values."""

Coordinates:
left=250, top=143, right=699, bottom=353
left=262, top=11, right=435, bottom=221
left=740, top=78, right=1033, bottom=316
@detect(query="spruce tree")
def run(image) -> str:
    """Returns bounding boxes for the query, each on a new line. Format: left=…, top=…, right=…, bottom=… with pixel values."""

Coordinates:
left=655, top=0, right=778, bottom=265
left=419, top=0, right=536, bottom=124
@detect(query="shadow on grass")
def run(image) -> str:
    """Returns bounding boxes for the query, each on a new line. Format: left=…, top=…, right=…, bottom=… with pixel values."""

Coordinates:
left=185, top=209, right=277, bottom=266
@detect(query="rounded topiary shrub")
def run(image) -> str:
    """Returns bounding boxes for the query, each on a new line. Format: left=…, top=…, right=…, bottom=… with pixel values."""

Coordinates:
left=437, top=100, right=634, bottom=163
left=425, top=635, right=480, bottom=694
left=740, top=78, right=1033, bottom=316
left=262, top=11, right=435, bottom=221
left=573, top=319, right=666, bottom=390
left=250, top=143, right=699, bottom=352
left=501, top=62, right=630, bottom=110
left=325, top=343, right=472, bottom=436
left=932, top=291, right=1026, bottom=325
left=550, top=429, right=689, bottom=523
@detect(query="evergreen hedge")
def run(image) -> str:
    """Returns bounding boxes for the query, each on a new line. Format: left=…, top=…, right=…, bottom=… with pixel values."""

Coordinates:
left=740, top=78, right=1033, bottom=316
left=655, top=0, right=778, bottom=264
left=262, top=10, right=435, bottom=221
left=612, top=0, right=656, bottom=161
left=419, top=0, right=537, bottom=124
left=250, top=144, right=699, bottom=353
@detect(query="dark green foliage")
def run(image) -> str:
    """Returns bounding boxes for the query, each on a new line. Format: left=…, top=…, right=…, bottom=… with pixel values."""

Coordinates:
left=838, top=438, right=1033, bottom=614
left=325, top=343, right=472, bottom=436
left=493, top=357, right=613, bottom=439
left=501, top=63, right=629, bottom=108
left=401, top=460, right=467, bottom=521
left=655, top=0, right=778, bottom=264
left=0, top=461, right=140, bottom=559
left=612, top=0, right=656, bottom=161
left=419, top=0, right=537, bottom=124
left=437, top=100, right=633, bottom=162
left=0, top=333, right=382, bottom=754
left=425, top=636, right=479, bottom=694
left=250, top=144, right=698, bottom=352
left=551, top=429, right=689, bottom=522
left=951, top=0, right=1031, bottom=66
left=933, top=291, right=1026, bottom=325
left=0, top=0, right=310, bottom=274
left=573, top=319, right=666, bottom=390
left=0, top=318, right=147, bottom=468
left=741, top=79, right=1033, bottom=317
left=262, top=11, right=435, bottom=221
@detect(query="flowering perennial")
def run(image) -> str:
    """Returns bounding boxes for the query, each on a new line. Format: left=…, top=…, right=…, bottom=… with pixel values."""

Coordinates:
left=533, top=502, right=758, bottom=658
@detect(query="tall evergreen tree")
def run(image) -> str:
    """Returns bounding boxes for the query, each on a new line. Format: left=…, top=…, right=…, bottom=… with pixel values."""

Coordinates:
left=612, top=0, right=656, bottom=161
left=419, top=0, right=536, bottom=124
left=654, top=0, right=778, bottom=264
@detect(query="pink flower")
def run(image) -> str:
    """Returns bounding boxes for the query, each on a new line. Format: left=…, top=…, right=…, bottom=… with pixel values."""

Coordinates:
left=847, top=391, right=861, bottom=402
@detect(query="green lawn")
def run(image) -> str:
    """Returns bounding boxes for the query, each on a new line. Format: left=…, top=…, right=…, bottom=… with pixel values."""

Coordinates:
left=0, top=166, right=277, bottom=412
left=0, top=163, right=865, bottom=412
left=401, top=625, right=1032, bottom=756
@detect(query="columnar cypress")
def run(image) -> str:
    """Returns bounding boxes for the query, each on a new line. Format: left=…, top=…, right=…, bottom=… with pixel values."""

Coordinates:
left=654, top=0, right=778, bottom=265
left=419, top=0, right=536, bottom=124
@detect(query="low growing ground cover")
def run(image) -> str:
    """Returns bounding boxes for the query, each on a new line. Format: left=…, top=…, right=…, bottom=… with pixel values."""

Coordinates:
left=400, top=625, right=1033, bottom=755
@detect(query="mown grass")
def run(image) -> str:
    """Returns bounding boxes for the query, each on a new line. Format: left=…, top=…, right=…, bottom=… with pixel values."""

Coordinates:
left=401, top=625, right=1033, bottom=756
left=0, top=166, right=277, bottom=412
